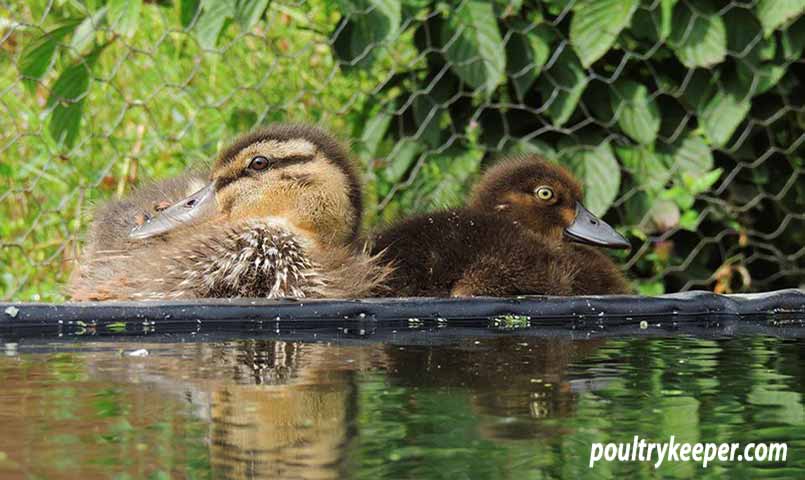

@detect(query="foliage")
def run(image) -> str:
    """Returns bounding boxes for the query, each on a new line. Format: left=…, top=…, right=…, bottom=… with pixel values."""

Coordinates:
left=1, top=0, right=804, bottom=300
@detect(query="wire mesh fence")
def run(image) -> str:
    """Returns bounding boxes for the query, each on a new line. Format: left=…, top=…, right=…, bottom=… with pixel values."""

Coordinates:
left=1, top=0, right=803, bottom=301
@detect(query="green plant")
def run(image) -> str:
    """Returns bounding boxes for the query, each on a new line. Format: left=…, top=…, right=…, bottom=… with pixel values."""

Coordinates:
left=331, top=0, right=805, bottom=293
left=1, top=0, right=803, bottom=300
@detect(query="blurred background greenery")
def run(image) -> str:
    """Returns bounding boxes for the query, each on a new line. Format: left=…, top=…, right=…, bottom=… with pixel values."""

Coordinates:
left=1, top=0, right=803, bottom=301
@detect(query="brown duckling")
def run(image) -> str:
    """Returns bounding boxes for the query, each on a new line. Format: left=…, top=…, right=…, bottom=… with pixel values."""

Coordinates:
left=371, top=155, right=631, bottom=297
left=70, top=124, right=389, bottom=301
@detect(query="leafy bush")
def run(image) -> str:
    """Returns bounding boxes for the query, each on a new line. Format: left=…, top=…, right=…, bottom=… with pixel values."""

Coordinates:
left=2, top=0, right=804, bottom=300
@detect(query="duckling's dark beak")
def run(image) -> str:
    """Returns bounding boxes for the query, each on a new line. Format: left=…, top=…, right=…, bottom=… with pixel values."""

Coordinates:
left=129, top=182, right=217, bottom=240
left=564, top=202, right=631, bottom=249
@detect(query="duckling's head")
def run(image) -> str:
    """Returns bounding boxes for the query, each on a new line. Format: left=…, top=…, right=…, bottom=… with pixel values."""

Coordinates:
left=469, top=156, right=630, bottom=249
left=130, top=124, right=363, bottom=246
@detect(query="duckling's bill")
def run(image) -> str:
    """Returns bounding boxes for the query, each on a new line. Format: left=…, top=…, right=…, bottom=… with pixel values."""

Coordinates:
left=129, top=182, right=217, bottom=239
left=564, top=202, right=630, bottom=249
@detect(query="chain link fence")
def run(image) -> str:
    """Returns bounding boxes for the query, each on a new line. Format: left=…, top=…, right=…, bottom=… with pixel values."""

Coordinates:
left=1, top=0, right=803, bottom=301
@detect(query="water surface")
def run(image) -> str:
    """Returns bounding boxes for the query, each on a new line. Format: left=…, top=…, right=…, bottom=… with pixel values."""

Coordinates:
left=0, top=334, right=803, bottom=479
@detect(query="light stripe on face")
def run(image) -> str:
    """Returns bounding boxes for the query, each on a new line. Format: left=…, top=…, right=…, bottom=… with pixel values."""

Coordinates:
left=212, top=139, right=318, bottom=191
left=236, top=139, right=317, bottom=168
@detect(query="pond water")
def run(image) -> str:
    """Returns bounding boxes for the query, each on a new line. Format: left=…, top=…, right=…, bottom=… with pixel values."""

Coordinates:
left=0, top=333, right=803, bottom=479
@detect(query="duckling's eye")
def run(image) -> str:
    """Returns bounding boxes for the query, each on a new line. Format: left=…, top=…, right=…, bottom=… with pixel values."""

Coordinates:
left=535, top=186, right=555, bottom=201
left=248, top=155, right=270, bottom=171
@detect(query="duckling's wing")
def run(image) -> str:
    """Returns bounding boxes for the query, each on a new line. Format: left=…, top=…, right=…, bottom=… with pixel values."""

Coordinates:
left=451, top=235, right=579, bottom=297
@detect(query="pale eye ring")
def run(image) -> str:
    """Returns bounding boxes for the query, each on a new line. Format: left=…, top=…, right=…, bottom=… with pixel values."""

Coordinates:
left=249, top=155, right=270, bottom=171
left=535, top=186, right=554, bottom=201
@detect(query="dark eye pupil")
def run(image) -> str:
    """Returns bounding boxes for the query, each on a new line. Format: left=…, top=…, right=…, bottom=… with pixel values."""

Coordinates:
left=250, top=156, right=269, bottom=170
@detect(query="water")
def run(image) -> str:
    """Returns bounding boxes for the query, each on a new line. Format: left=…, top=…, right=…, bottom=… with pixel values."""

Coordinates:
left=0, top=334, right=803, bottom=479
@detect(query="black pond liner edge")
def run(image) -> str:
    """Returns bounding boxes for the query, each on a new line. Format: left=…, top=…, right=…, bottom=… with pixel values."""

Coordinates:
left=1, top=289, right=803, bottom=341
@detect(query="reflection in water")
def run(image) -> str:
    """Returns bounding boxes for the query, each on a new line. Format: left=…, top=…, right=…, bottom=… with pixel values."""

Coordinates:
left=206, top=342, right=359, bottom=480
left=382, top=338, right=608, bottom=440
left=87, top=340, right=378, bottom=480
left=0, top=335, right=803, bottom=479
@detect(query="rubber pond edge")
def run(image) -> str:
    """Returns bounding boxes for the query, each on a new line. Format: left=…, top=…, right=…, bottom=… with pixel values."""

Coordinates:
left=1, top=290, right=803, bottom=335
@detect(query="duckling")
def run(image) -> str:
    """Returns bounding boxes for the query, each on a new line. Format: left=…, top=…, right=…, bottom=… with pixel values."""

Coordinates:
left=371, top=155, right=631, bottom=297
left=69, top=124, right=389, bottom=301
left=467, top=156, right=632, bottom=295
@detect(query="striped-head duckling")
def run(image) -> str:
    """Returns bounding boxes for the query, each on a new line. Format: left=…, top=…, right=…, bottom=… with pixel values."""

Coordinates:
left=70, top=124, right=389, bottom=301
left=371, top=155, right=631, bottom=297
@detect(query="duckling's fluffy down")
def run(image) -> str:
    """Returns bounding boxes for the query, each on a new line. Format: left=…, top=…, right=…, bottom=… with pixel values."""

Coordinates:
left=69, top=219, right=392, bottom=301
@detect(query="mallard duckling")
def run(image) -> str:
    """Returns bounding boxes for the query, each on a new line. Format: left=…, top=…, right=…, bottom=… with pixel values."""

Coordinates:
left=70, top=124, right=389, bottom=301
left=372, top=155, right=631, bottom=296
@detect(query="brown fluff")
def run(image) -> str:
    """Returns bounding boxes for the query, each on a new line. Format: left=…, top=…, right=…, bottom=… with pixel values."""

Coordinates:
left=69, top=124, right=391, bottom=301
left=372, top=156, right=630, bottom=297
left=373, top=210, right=578, bottom=297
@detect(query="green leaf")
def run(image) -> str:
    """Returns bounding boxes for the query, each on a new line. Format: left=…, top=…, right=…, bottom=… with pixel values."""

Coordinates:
left=756, top=0, right=805, bottom=36
left=358, top=109, right=392, bottom=161
left=537, top=48, right=588, bottom=127
left=737, top=63, right=786, bottom=97
left=195, top=0, right=236, bottom=49
left=684, top=168, right=723, bottom=194
left=570, top=0, right=638, bottom=67
left=492, top=0, right=523, bottom=18
left=544, top=0, right=573, bottom=16
left=675, top=69, right=718, bottom=112
left=108, top=0, right=142, bottom=38
left=630, top=0, right=677, bottom=43
left=678, top=209, right=699, bottom=230
left=560, top=142, right=620, bottom=216
left=19, top=21, right=80, bottom=90
left=382, top=139, right=421, bottom=184
left=427, top=147, right=484, bottom=208
left=611, top=80, right=660, bottom=144
left=179, top=0, right=201, bottom=28
left=659, top=132, right=713, bottom=179
left=71, top=8, right=107, bottom=54
left=699, top=82, right=750, bottom=147
left=661, top=185, right=695, bottom=210
left=334, top=0, right=401, bottom=69
left=235, top=0, right=271, bottom=31
left=413, top=93, right=444, bottom=147
left=656, top=0, right=678, bottom=40
left=442, top=0, right=506, bottom=94
left=506, top=22, right=552, bottom=100
left=615, top=145, right=670, bottom=193
left=638, top=281, right=665, bottom=296
left=669, top=3, right=727, bottom=68
left=47, top=51, right=101, bottom=148
left=781, top=16, right=805, bottom=59
left=726, top=9, right=773, bottom=61
left=727, top=9, right=785, bottom=96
